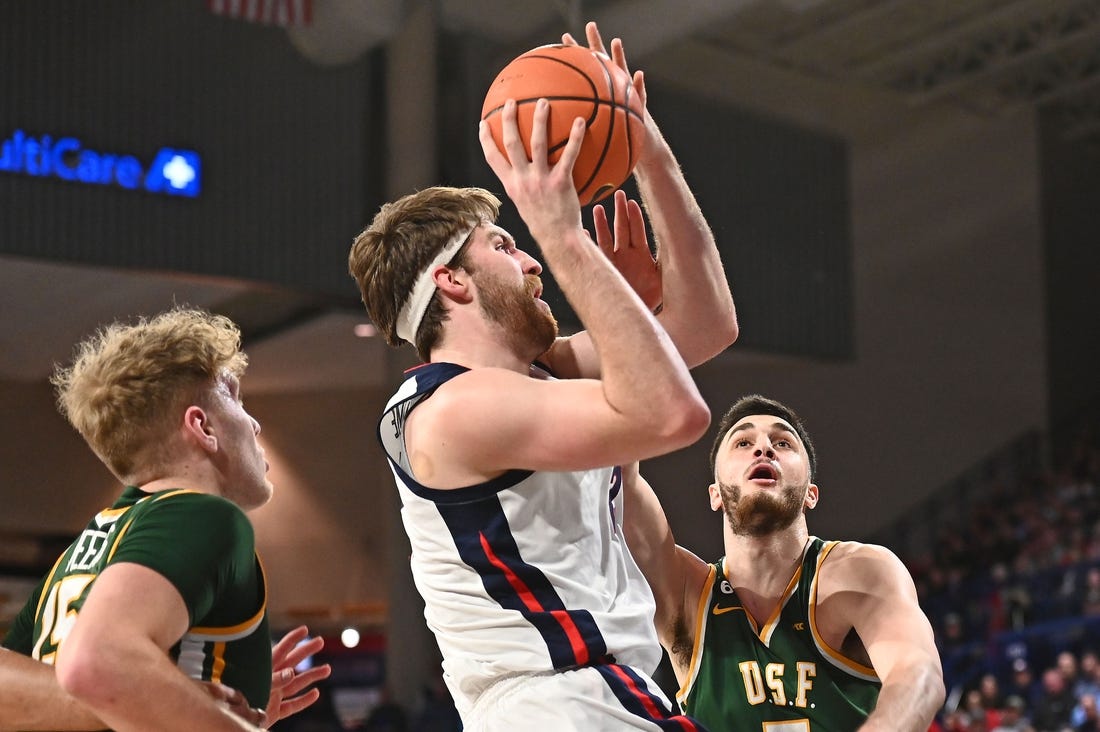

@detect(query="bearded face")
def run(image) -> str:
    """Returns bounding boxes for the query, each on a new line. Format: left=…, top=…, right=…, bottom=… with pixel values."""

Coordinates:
left=474, top=268, right=558, bottom=356
left=717, top=478, right=807, bottom=537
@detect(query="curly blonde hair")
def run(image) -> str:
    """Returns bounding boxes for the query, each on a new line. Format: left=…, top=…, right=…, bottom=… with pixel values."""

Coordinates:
left=51, top=307, right=248, bottom=480
left=348, top=186, right=501, bottom=361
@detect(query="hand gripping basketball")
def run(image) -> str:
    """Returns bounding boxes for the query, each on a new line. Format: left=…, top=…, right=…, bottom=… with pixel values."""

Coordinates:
left=482, top=43, right=646, bottom=206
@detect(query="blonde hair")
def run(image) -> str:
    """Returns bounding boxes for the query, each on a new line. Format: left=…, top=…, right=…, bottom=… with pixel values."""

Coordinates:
left=348, top=186, right=501, bottom=361
left=51, top=307, right=247, bottom=480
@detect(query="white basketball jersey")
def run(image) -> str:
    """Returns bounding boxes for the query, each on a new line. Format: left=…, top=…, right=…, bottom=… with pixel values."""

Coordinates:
left=379, top=362, right=662, bottom=715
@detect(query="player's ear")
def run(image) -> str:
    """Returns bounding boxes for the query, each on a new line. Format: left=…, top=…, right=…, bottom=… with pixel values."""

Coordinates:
left=183, top=405, right=217, bottom=452
left=434, top=265, right=473, bottom=304
left=804, top=483, right=819, bottom=510
left=708, top=482, right=722, bottom=512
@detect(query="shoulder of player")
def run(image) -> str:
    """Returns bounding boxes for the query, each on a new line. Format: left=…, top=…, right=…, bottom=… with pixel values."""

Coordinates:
left=678, top=545, right=713, bottom=596
left=416, top=366, right=553, bottom=418
left=405, top=367, right=522, bottom=445
left=663, top=545, right=710, bottom=623
left=137, top=489, right=250, bottom=527
left=818, top=540, right=912, bottom=593
left=675, top=546, right=713, bottom=634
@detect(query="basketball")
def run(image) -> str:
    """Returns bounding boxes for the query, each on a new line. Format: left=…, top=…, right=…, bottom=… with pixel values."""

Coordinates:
left=481, top=44, right=646, bottom=206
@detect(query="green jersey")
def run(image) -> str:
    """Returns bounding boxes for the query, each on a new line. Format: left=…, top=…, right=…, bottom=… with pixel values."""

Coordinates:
left=3, top=486, right=272, bottom=708
left=677, top=538, right=880, bottom=732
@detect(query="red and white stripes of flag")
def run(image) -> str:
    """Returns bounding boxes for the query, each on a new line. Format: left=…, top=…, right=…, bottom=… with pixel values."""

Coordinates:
left=206, top=0, right=313, bottom=27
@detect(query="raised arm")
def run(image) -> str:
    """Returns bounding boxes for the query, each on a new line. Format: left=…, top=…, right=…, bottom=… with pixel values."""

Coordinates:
left=822, top=543, right=945, bottom=732
left=546, top=22, right=737, bottom=379
left=54, top=563, right=266, bottom=732
left=631, top=87, right=738, bottom=367
left=620, top=462, right=710, bottom=673
left=418, top=96, right=709, bottom=480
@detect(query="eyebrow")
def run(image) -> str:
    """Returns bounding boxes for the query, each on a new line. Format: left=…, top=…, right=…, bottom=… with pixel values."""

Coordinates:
left=730, top=421, right=799, bottom=441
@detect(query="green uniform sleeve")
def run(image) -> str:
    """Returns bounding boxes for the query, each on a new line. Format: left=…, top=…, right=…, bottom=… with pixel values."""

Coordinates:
left=109, top=492, right=256, bottom=625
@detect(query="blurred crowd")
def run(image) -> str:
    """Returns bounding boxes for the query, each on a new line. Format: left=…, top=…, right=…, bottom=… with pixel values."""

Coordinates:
left=911, top=420, right=1100, bottom=732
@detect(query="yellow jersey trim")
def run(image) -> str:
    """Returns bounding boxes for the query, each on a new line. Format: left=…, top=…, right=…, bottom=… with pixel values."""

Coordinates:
left=189, top=554, right=267, bottom=640
left=808, top=540, right=879, bottom=681
left=676, top=563, right=717, bottom=704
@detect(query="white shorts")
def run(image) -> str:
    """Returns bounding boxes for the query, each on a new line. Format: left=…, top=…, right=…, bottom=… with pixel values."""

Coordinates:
left=463, top=664, right=706, bottom=732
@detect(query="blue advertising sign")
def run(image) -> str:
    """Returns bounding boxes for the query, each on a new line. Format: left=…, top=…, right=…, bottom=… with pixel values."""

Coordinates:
left=0, top=129, right=201, bottom=197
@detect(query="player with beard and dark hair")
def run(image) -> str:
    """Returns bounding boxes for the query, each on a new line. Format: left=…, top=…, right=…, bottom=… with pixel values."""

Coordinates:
left=348, top=22, right=736, bottom=732
left=623, top=395, right=944, bottom=732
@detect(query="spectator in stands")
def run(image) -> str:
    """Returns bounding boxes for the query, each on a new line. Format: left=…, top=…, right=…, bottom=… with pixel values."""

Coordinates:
left=965, top=686, right=1004, bottom=730
left=940, top=612, right=969, bottom=655
left=1060, top=652, right=1083, bottom=693
left=1006, top=659, right=1043, bottom=713
left=942, top=709, right=975, bottom=732
left=1032, top=667, right=1076, bottom=732
left=982, top=672, right=1007, bottom=710
left=1081, top=568, right=1100, bottom=616
left=991, top=695, right=1033, bottom=732
left=1076, top=651, right=1100, bottom=704
left=1072, top=693, right=1100, bottom=732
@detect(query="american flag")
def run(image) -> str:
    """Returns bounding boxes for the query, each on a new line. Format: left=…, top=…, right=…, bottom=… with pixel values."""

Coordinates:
left=206, top=0, right=313, bottom=27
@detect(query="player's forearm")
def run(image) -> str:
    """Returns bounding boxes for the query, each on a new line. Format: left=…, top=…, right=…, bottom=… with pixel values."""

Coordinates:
left=56, top=643, right=264, bottom=732
left=542, top=227, right=709, bottom=445
left=0, top=649, right=106, bottom=731
left=633, top=124, right=737, bottom=367
left=858, top=661, right=945, bottom=732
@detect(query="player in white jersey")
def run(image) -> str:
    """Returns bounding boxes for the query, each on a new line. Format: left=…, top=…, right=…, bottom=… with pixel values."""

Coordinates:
left=381, top=363, right=663, bottom=715
left=350, top=22, right=737, bottom=731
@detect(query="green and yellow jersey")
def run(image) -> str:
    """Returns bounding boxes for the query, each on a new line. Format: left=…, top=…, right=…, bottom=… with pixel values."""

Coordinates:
left=2, top=486, right=272, bottom=707
left=677, top=538, right=880, bottom=732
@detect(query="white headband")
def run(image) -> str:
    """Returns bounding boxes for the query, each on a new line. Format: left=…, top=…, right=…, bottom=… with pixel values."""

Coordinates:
left=395, top=226, right=474, bottom=344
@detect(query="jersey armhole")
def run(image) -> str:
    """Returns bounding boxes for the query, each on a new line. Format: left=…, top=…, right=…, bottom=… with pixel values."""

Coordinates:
left=676, top=563, right=718, bottom=703
left=808, top=541, right=879, bottom=681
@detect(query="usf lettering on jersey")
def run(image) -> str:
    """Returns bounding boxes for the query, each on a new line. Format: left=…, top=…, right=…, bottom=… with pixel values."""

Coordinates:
left=2, top=486, right=272, bottom=708
left=677, top=538, right=880, bottom=732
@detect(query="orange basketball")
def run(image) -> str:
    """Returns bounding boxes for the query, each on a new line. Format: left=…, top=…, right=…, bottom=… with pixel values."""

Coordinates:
left=481, top=44, right=646, bottom=206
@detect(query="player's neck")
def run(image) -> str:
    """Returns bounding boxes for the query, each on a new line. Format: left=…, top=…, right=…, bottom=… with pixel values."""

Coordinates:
left=431, top=320, right=540, bottom=373
left=723, top=523, right=809, bottom=590
left=130, top=459, right=221, bottom=498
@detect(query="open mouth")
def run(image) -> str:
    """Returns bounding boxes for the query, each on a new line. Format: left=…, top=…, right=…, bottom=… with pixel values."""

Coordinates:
left=748, top=463, right=778, bottom=481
